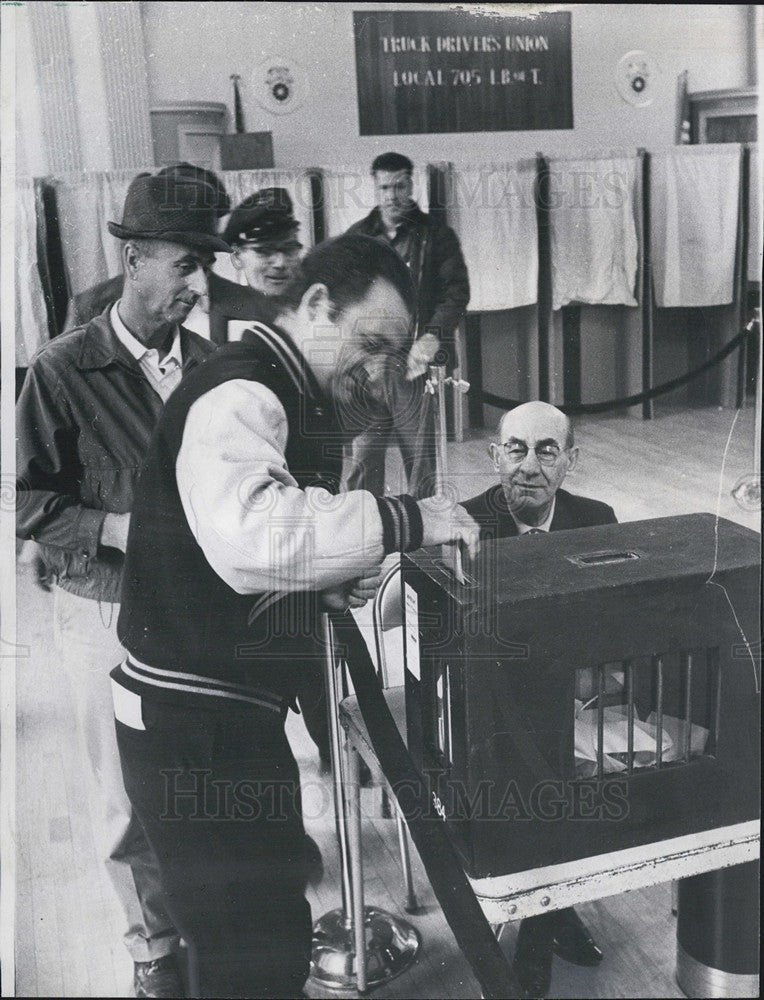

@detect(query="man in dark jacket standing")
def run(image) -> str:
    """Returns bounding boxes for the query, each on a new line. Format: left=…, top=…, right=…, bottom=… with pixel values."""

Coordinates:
left=463, top=400, right=614, bottom=1000
left=344, top=151, right=470, bottom=497
left=16, top=172, right=228, bottom=998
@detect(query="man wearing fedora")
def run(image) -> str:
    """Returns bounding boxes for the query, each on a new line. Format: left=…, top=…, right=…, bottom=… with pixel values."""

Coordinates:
left=66, top=163, right=271, bottom=343
left=16, top=170, right=229, bottom=998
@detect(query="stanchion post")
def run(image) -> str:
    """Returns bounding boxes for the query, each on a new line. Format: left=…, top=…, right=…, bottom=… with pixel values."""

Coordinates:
left=324, top=614, right=353, bottom=918
left=430, top=364, right=448, bottom=491
left=344, top=739, right=367, bottom=993
left=308, top=613, right=419, bottom=994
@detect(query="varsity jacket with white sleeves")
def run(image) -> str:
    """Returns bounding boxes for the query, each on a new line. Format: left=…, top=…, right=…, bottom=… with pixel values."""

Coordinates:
left=114, top=320, right=422, bottom=712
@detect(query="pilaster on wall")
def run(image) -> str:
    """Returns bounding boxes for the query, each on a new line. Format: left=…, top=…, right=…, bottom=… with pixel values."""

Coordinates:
left=26, top=5, right=83, bottom=174
left=94, top=3, right=154, bottom=169
left=23, top=2, right=154, bottom=176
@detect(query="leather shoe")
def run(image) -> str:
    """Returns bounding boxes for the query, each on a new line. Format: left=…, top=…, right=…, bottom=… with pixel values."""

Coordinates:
left=512, top=916, right=554, bottom=998
left=133, top=954, right=184, bottom=998
left=552, top=907, right=603, bottom=966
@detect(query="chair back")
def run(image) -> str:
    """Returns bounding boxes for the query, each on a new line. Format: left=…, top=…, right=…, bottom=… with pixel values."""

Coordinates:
left=372, top=563, right=404, bottom=688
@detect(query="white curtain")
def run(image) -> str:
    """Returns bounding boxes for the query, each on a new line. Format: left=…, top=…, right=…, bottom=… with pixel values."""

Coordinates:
left=53, top=169, right=146, bottom=296
left=98, top=171, right=138, bottom=279
left=547, top=151, right=639, bottom=311
left=52, top=168, right=317, bottom=295
left=15, top=179, right=51, bottom=366
left=445, top=160, right=538, bottom=311
left=747, top=144, right=760, bottom=284
left=651, top=144, right=741, bottom=308
left=219, top=168, right=315, bottom=248
left=320, top=164, right=429, bottom=238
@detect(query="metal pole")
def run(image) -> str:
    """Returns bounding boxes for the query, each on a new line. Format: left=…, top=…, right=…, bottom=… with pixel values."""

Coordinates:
left=308, top=614, right=420, bottom=994
left=431, top=364, right=448, bottom=490
left=345, top=739, right=367, bottom=992
left=308, top=613, right=357, bottom=993
left=323, top=613, right=353, bottom=918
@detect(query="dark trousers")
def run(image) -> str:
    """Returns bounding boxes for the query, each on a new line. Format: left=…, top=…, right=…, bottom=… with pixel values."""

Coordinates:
left=115, top=698, right=312, bottom=999
left=297, top=668, right=330, bottom=766
left=345, top=372, right=437, bottom=498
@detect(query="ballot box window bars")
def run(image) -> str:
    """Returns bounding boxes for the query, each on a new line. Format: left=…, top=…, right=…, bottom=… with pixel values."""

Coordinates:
left=573, top=649, right=719, bottom=779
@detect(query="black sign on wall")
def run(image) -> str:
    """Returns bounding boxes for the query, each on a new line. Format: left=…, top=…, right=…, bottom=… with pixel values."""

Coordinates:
left=354, top=9, right=573, bottom=136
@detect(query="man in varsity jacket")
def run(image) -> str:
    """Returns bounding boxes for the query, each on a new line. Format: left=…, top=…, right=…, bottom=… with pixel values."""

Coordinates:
left=112, top=234, right=480, bottom=999
left=463, top=401, right=616, bottom=1000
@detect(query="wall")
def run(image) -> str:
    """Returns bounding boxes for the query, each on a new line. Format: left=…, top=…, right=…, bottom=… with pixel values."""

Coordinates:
left=14, top=3, right=154, bottom=177
left=141, top=2, right=750, bottom=168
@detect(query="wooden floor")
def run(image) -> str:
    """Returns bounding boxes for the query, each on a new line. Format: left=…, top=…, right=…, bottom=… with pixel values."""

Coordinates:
left=12, top=404, right=760, bottom=999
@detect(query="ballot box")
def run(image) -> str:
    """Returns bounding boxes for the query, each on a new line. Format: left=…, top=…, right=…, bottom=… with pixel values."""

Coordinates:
left=402, top=513, right=760, bottom=879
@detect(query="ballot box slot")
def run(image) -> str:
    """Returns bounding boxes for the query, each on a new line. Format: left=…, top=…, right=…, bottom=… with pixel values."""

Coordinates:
left=566, top=549, right=642, bottom=568
left=574, top=647, right=719, bottom=780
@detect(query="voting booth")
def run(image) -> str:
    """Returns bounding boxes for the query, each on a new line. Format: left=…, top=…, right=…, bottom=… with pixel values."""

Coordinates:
left=402, top=513, right=760, bottom=880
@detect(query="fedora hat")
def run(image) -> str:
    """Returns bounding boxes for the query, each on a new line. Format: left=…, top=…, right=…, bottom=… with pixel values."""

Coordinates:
left=108, top=172, right=231, bottom=252
left=222, top=187, right=300, bottom=246
left=157, top=162, right=231, bottom=217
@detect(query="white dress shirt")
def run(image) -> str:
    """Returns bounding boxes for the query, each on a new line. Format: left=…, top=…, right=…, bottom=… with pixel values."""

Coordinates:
left=510, top=497, right=556, bottom=534
left=111, top=302, right=183, bottom=403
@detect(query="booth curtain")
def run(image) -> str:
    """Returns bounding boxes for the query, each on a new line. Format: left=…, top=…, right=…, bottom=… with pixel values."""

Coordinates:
left=50, top=168, right=316, bottom=298
left=651, top=144, right=741, bottom=308
left=52, top=170, right=140, bottom=298
left=747, top=144, right=760, bottom=284
left=20, top=149, right=755, bottom=357
left=445, top=160, right=538, bottom=312
left=219, top=168, right=316, bottom=248
left=15, top=178, right=52, bottom=366
left=547, top=151, right=639, bottom=311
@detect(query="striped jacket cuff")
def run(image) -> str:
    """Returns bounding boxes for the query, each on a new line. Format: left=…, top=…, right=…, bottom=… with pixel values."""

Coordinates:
left=375, top=494, right=424, bottom=554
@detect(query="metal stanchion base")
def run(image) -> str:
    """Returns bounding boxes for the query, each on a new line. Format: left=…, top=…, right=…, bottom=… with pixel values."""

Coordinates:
left=308, top=906, right=420, bottom=994
left=676, top=943, right=760, bottom=998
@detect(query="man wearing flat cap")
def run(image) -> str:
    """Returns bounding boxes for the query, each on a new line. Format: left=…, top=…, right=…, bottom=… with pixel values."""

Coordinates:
left=16, top=171, right=228, bottom=998
left=223, top=186, right=304, bottom=304
left=66, top=162, right=271, bottom=343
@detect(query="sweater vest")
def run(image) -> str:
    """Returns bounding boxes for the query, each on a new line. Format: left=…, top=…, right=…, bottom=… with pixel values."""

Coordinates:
left=116, top=327, right=343, bottom=711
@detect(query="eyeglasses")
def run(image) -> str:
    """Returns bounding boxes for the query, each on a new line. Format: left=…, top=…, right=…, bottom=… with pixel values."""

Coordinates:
left=238, top=241, right=303, bottom=259
left=500, top=442, right=563, bottom=466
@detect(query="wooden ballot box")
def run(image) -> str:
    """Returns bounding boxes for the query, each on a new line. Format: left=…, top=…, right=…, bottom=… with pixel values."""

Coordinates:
left=402, top=514, right=760, bottom=879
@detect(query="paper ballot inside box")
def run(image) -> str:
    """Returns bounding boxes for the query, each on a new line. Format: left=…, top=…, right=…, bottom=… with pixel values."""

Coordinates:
left=645, top=711, right=711, bottom=763
left=575, top=701, right=710, bottom=774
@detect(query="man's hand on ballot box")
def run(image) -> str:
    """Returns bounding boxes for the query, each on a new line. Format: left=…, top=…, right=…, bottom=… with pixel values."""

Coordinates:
left=418, top=494, right=481, bottom=563
left=321, top=496, right=479, bottom=611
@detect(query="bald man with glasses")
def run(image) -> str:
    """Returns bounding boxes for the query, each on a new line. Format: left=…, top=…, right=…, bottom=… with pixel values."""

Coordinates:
left=463, top=400, right=616, bottom=999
